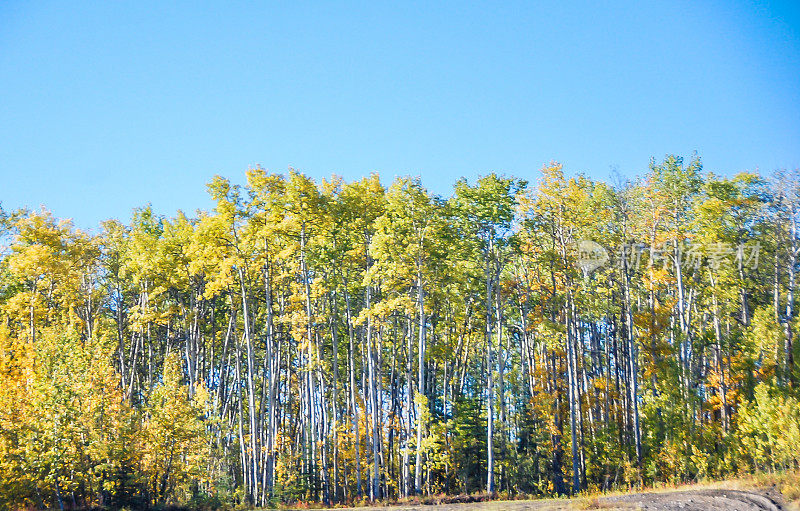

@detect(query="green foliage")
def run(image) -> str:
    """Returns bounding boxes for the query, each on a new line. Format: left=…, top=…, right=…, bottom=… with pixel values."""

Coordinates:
left=142, top=353, right=211, bottom=506
left=736, top=384, right=800, bottom=472
left=449, top=396, right=487, bottom=493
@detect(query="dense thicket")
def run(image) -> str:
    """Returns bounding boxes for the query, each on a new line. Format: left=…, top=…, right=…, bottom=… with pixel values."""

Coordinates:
left=2, top=155, right=799, bottom=509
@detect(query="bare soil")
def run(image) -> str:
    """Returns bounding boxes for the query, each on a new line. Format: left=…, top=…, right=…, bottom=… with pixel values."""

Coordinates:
left=322, top=488, right=787, bottom=511
left=598, top=488, right=787, bottom=510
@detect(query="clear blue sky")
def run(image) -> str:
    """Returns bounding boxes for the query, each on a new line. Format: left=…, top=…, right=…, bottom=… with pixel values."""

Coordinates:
left=1, top=1, right=798, bottom=229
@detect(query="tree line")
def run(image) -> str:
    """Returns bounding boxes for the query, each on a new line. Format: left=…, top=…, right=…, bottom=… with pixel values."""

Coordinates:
left=1, top=155, right=799, bottom=509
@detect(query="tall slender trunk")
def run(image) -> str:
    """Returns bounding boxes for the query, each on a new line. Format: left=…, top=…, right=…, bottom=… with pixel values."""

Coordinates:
left=414, top=272, right=426, bottom=495
left=234, top=328, right=250, bottom=498
left=238, top=267, right=260, bottom=504
left=673, top=234, right=692, bottom=397
left=566, top=292, right=580, bottom=494
left=403, top=317, right=413, bottom=497
left=485, top=241, right=495, bottom=494
left=366, top=284, right=381, bottom=501
left=329, top=290, right=341, bottom=503
left=709, top=273, right=729, bottom=431
left=300, top=222, right=320, bottom=499
left=263, top=253, right=277, bottom=497
left=785, top=212, right=797, bottom=386
left=344, top=286, right=363, bottom=498
left=622, top=252, right=642, bottom=471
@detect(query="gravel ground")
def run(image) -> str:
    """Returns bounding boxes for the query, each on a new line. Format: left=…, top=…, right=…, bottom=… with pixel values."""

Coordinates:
left=319, top=488, right=787, bottom=511
left=598, top=488, right=786, bottom=510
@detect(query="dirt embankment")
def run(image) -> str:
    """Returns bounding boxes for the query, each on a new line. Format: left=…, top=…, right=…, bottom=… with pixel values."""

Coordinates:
left=598, top=488, right=786, bottom=510
left=323, top=488, right=787, bottom=511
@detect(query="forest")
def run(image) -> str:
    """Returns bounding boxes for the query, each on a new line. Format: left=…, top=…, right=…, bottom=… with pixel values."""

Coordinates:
left=2, top=154, right=800, bottom=509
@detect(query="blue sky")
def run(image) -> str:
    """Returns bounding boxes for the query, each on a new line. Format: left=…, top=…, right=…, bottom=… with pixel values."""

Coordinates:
left=1, top=1, right=798, bottom=229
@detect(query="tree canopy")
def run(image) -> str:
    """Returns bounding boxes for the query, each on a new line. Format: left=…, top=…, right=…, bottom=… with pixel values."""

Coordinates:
left=1, top=157, right=799, bottom=508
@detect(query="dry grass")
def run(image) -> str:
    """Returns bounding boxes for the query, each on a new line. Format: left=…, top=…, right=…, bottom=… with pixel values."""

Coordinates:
left=732, top=470, right=800, bottom=510
left=574, top=497, right=636, bottom=509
